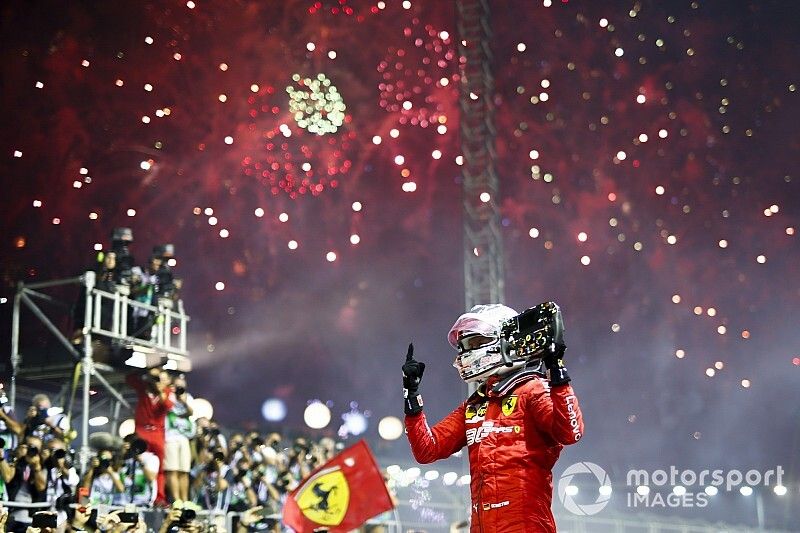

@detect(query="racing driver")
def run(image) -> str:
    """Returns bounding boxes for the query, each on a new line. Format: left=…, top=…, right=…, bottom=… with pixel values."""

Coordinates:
left=403, top=303, right=584, bottom=532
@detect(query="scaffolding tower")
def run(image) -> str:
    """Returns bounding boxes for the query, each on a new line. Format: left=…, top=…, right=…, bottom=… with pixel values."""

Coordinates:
left=9, top=270, right=190, bottom=466
left=456, top=0, right=505, bottom=311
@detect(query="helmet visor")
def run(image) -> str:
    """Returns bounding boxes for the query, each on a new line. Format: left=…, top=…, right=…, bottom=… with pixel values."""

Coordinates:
left=456, top=333, right=497, bottom=354
left=452, top=334, right=503, bottom=381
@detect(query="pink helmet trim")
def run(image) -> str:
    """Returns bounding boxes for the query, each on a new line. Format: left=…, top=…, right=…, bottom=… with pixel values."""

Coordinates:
left=447, top=304, right=519, bottom=348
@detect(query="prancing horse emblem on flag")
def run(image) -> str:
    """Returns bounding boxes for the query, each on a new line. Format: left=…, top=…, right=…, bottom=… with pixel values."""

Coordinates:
left=502, top=396, right=518, bottom=416
left=295, top=466, right=350, bottom=526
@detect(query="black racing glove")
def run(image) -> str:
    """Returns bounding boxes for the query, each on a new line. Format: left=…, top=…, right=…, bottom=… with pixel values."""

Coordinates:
left=543, top=342, right=571, bottom=386
left=402, top=343, right=425, bottom=415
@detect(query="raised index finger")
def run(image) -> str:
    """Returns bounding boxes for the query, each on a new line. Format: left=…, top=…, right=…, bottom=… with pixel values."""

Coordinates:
left=406, top=343, right=414, bottom=362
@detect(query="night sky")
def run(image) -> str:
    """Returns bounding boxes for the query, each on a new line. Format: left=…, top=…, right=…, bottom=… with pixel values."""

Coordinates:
left=1, top=0, right=798, bottom=527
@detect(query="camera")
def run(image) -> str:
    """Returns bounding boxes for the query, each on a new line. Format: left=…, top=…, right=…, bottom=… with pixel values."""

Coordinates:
left=32, top=512, right=58, bottom=529
left=98, top=457, right=111, bottom=471
left=126, top=438, right=148, bottom=458
left=499, top=301, right=565, bottom=362
left=29, top=408, right=49, bottom=428
left=46, top=448, right=72, bottom=469
left=174, top=386, right=186, bottom=396
left=110, top=227, right=135, bottom=285
left=27, top=445, right=40, bottom=458
left=179, top=508, right=196, bottom=524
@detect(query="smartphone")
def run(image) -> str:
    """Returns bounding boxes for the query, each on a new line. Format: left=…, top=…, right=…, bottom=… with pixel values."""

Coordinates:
left=118, top=512, right=139, bottom=524
left=32, top=513, right=58, bottom=529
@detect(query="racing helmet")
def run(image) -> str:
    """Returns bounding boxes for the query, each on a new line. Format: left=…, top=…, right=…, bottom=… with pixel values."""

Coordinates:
left=448, top=304, right=521, bottom=383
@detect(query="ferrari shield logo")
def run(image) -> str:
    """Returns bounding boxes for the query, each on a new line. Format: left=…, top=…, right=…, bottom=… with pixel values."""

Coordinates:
left=477, top=402, right=488, bottom=417
left=465, top=404, right=477, bottom=420
left=501, top=396, right=518, bottom=416
left=295, top=467, right=350, bottom=526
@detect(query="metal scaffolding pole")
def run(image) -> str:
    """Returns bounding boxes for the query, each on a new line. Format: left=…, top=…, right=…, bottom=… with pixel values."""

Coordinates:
left=9, top=269, right=191, bottom=469
left=79, top=271, right=95, bottom=470
left=10, top=288, right=22, bottom=410
left=456, top=0, right=504, bottom=311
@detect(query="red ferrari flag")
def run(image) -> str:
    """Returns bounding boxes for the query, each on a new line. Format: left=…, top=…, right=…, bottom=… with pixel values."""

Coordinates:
left=282, top=440, right=394, bottom=533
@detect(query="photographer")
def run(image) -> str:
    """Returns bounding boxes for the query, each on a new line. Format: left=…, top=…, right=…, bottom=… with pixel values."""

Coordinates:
left=0, top=386, right=21, bottom=449
left=164, top=374, right=194, bottom=503
left=21, top=395, right=68, bottom=444
left=108, top=227, right=135, bottom=287
left=3, top=436, right=47, bottom=529
left=80, top=450, right=124, bottom=505
left=190, top=449, right=231, bottom=513
left=42, top=439, right=79, bottom=525
left=129, top=255, right=158, bottom=341
left=126, top=368, right=173, bottom=505
left=193, top=419, right=226, bottom=457
left=118, top=435, right=159, bottom=507
left=228, top=457, right=258, bottom=513
left=403, top=303, right=585, bottom=533
left=152, top=245, right=178, bottom=301
left=158, top=502, right=200, bottom=533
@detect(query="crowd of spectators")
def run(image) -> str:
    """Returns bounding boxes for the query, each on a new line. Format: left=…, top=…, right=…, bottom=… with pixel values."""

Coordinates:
left=0, top=372, right=392, bottom=533
left=0, top=229, right=396, bottom=532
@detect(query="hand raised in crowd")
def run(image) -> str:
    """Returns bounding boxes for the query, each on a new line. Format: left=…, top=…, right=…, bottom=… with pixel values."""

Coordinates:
left=239, top=505, right=263, bottom=528
left=96, top=510, right=122, bottom=532
left=0, top=505, right=7, bottom=533
left=159, top=508, right=183, bottom=533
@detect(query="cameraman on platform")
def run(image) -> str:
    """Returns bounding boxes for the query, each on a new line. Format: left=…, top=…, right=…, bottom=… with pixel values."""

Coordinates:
left=403, top=303, right=585, bottom=533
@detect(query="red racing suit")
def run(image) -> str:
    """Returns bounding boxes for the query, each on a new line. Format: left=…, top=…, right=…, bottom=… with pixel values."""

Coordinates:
left=126, top=373, right=173, bottom=505
left=405, top=367, right=584, bottom=533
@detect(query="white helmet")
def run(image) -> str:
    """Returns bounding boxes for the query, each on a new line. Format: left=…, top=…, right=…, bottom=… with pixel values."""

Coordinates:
left=448, top=304, right=523, bottom=383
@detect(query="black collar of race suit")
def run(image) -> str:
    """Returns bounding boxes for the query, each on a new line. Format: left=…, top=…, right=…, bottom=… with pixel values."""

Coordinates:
left=469, top=360, right=546, bottom=401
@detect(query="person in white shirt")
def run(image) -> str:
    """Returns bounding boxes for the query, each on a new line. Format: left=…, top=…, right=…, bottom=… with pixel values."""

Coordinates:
left=165, top=374, right=194, bottom=502
left=81, top=449, right=124, bottom=505
left=43, top=440, right=79, bottom=525
left=119, top=435, right=159, bottom=507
